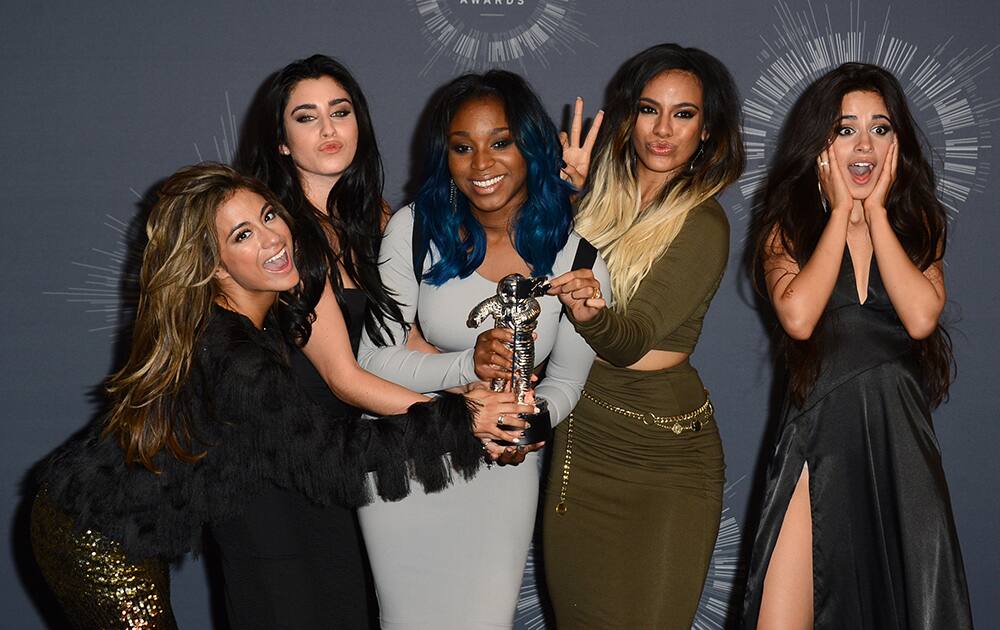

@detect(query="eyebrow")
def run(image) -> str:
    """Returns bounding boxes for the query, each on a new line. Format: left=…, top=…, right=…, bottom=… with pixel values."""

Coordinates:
left=639, top=97, right=701, bottom=110
left=227, top=221, right=249, bottom=238
left=289, top=98, right=352, bottom=115
left=837, top=114, right=892, bottom=123
left=449, top=127, right=510, bottom=138
left=226, top=202, right=271, bottom=238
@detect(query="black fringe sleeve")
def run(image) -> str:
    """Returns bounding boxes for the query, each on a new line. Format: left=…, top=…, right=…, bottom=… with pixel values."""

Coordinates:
left=203, top=337, right=486, bottom=519
left=40, top=309, right=486, bottom=560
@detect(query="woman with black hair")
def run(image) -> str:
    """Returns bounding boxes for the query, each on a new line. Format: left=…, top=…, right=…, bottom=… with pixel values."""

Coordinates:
left=540, top=43, right=745, bottom=627
left=237, top=55, right=534, bottom=627
left=237, top=54, right=404, bottom=628
left=29, top=163, right=528, bottom=629
left=356, top=70, right=609, bottom=628
left=742, top=63, right=972, bottom=629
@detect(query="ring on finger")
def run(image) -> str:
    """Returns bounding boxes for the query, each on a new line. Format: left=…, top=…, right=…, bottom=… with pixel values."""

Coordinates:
left=592, top=288, right=602, bottom=301
left=818, top=160, right=829, bottom=167
left=496, top=414, right=504, bottom=426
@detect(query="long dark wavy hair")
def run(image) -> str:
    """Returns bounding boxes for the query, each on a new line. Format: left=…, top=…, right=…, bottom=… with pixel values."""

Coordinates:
left=414, top=70, right=574, bottom=285
left=750, top=63, right=953, bottom=407
left=237, top=54, right=403, bottom=344
left=105, top=163, right=310, bottom=472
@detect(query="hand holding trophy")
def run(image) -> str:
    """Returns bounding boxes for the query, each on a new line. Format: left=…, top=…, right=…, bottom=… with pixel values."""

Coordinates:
left=468, top=273, right=552, bottom=446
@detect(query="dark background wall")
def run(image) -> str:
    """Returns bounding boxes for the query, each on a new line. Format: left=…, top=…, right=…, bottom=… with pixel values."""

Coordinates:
left=3, top=1, right=997, bottom=627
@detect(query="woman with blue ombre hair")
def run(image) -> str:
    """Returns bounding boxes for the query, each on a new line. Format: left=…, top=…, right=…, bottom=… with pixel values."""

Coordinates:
left=357, top=70, right=607, bottom=628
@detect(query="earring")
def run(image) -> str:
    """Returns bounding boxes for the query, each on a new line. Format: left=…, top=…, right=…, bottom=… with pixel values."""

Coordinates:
left=279, top=146, right=291, bottom=156
left=687, top=143, right=705, bottom=173
left=449, top=179, right=458, bottom=213
left=817, top=180, right=829, bottom=213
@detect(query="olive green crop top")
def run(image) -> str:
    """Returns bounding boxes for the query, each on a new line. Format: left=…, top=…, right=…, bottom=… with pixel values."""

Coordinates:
left=571, top=197, right=729, bottom=366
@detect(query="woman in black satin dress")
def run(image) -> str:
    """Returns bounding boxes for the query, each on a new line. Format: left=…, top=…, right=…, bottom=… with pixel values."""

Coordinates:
left=743, top=63, right=972, bottom=629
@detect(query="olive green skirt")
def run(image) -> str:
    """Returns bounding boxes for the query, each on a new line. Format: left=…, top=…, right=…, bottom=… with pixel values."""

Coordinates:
left=542, top=359, right=725, bottom=629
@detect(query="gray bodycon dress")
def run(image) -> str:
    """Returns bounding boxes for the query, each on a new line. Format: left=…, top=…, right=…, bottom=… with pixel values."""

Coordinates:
left=357, top=207, right=610, bottom=629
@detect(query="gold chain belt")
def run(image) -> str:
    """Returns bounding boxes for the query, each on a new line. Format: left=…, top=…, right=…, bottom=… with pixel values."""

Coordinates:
left=555, top=390, right=714, bottom=515
left=581, top=388, right=713, bottom=434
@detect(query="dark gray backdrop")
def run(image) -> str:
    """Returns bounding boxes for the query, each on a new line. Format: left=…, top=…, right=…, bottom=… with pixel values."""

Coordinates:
left=3, top=1, right=997, bottom=627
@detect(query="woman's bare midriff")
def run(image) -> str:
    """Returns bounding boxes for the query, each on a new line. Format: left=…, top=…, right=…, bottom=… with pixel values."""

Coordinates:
left=597, top=349, right=689, bottom=371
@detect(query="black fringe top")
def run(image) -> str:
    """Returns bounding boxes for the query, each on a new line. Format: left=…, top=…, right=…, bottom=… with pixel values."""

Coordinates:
left=39, top=306, right=484, bottom=560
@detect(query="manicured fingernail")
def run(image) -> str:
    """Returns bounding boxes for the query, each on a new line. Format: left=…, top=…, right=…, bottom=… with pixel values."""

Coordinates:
left=513, top=438, right=521, bottom=444
left=525, top=422, right=532, bottom=429
left=519, top=431, right=526, bottom=437
left=533, top=407, right=540, bottom=413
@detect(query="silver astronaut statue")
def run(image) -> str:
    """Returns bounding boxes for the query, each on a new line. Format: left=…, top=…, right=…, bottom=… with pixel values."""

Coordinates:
left=467, top=273, right=552, bottom=444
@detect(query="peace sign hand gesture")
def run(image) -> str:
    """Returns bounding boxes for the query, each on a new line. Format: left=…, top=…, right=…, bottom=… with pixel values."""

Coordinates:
left=559, top=97, right=604, bottom=190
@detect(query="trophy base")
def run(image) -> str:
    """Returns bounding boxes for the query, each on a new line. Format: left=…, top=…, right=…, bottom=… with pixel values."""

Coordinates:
left=496, top=398, right=551, bottom=446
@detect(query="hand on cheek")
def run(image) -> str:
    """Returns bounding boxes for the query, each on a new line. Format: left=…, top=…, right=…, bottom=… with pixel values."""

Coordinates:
left=863, top=139, right=897, bottom=221
left=817, top=147, right=852, bottom=214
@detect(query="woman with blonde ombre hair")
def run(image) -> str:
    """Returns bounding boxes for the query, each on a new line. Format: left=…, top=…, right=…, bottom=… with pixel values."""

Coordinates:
left=28, top=163, right=525, bottom=629
left=542, top=43, right=745, bottom=627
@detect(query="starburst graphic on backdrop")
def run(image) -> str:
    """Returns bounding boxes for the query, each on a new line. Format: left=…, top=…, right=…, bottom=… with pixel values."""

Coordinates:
left=512, top=478, right=746, bottom=630
left=45, top=94, right=241, bottom=334
left=693, top=477, right=746, bottom=629
left=735, top=0, right=998, bottom=222
left=412, top=0, right=595, bottom=75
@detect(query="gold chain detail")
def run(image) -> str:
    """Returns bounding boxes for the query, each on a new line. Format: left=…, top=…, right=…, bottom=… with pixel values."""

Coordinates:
left=555, top=392, right=713, bottom=514
left=554, top=413, right=574, bottom=515
left=581, top=388, right=713, bottom=435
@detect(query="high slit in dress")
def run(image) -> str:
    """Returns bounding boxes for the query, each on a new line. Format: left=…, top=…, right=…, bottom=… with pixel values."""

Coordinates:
left=742, top=248, right=973, bottom=629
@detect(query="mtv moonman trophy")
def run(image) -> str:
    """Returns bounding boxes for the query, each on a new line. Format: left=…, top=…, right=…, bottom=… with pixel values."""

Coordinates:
left=467, top=273, right=552, bottom=445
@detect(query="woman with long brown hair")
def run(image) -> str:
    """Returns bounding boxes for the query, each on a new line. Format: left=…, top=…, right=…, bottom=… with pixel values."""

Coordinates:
left=542, top=42, right=745, bottom=627
left=29, top=163, right=528, bottom=629
left=742, top=63, right=972, bottom=629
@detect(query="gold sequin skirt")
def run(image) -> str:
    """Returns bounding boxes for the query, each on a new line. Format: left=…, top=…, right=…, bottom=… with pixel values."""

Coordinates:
left=30, top=491, right=177, bottom=629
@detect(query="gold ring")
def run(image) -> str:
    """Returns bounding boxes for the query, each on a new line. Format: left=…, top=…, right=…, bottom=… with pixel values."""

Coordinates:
left=592, top=289, right=602, bottom=301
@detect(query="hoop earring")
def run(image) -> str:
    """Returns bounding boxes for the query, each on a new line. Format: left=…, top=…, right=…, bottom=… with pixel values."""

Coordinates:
left=449, top=179, right=458, bottom=213
left=687, top=143, right=705, bottom=173
left=817, top=180, right=830, bottom=213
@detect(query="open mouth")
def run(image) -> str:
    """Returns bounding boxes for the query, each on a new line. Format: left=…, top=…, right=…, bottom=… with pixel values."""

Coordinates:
left=263, top=248, right=292, bottom=272
left=847, top=162, right=875, bottom=182
left=471, top=175, right=505, bottom=191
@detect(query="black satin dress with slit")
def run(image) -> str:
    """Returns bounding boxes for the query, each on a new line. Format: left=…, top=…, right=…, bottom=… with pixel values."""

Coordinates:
left=210, top=288, right=378, bottom=630
left=742, top=248, right=973, bottom=629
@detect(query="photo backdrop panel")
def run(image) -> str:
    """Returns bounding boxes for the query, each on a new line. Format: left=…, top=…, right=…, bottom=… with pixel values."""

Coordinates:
left=2, top=1, right=996, bottom=627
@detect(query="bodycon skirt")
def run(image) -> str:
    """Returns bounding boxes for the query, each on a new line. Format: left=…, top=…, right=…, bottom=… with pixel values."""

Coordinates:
left=542, top=360, right=725, bottom=629
left=359, top=451, right=542, bottom=629
left=30, top=491, right=177, bottom=629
